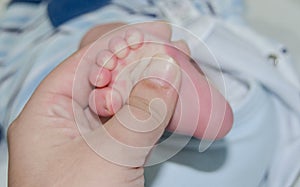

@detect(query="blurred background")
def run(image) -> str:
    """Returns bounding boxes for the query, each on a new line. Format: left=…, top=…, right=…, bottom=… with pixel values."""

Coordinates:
left=0, top=0, right=299, bottom=186
left=0, top=0, right=299, bottom=73
left=245, top=0, right=300, bottom=74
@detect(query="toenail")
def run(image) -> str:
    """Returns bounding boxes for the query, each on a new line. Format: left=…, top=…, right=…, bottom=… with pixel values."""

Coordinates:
left=127, top=32, right=143, bottom=48
left=97, top=52, right=117, bottom=70
left=114, top=43, right=128, bottom=58
left=103, top=56, right=114, bottom=68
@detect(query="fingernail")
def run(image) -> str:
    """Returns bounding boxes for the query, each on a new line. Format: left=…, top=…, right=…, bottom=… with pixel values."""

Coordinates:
left=143, top=54, right=181, bottom=88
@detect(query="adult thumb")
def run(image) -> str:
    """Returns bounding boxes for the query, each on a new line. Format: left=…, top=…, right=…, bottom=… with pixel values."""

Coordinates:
left=84, top=54, right=181, bottom=167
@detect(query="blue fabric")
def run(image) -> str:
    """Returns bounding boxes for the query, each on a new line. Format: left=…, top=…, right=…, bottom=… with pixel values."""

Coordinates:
left=10, top=0, right=44, bottom=3
left=10, top=0, right=111, bottom=27
left=47, top=0, right=111, bottom=27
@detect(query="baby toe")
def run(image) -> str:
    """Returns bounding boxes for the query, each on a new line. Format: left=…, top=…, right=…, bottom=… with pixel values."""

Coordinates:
left=125, top=28, right=144, bottom=49
left=89, top=64, right=112, bottom=87
left=109, top=36, right=129, bottom=59
left=96, top=50, right=117, bottom=70
left=89, top=87, right=123, bottom=117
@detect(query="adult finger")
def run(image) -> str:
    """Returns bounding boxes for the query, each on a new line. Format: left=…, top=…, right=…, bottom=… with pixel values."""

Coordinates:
left=84, top=55, right=181, bottom=167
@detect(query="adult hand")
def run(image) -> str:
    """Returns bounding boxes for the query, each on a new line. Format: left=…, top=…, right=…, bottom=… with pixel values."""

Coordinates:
left=7, top=40, right=181, bottom=187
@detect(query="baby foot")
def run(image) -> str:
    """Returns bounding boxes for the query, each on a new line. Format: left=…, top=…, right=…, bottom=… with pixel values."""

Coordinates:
left=89, top=28, right=178, bottom=117
left=88, top=23, right=233, bottom=140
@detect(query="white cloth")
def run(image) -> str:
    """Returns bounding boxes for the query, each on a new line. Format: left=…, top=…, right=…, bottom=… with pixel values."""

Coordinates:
left=0, top=1, right=299, bottom=187
left=154, top=16, right=300, bottom=187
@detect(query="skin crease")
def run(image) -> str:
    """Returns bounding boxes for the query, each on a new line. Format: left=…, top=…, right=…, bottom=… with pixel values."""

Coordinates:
left=7, top=22, right=233, bottom=187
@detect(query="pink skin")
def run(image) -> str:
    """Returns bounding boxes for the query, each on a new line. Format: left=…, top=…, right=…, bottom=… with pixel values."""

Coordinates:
left=87, top=23, right=233, bottom=140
